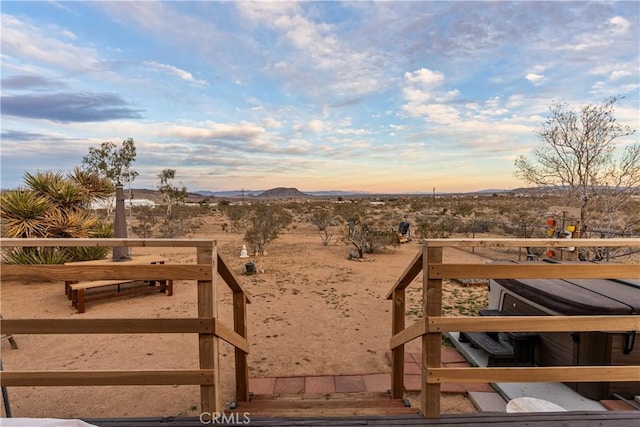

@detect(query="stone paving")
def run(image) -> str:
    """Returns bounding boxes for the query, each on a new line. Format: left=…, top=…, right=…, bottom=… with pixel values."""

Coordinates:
left=249, top=347, right=496, bottom=397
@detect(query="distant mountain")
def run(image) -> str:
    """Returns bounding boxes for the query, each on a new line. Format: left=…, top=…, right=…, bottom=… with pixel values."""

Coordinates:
left=255, top=187, right=311, bottom=199
left=196, top=189, right=262, bottom=198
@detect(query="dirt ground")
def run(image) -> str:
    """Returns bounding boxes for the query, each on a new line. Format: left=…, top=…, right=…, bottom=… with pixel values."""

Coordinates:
left=0, top=215, right=491, bottom=418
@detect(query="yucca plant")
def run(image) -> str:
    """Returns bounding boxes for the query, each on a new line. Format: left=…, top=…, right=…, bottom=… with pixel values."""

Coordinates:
left=1, top=170, right=115, bottom=264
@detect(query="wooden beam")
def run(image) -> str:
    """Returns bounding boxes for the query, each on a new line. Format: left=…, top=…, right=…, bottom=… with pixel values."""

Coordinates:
left=422, top=238, right=640, bottom=248
left=213, top=318, right=250, bottom=354
left=1, top=370, right=215, bottom=387
left=385, top=250, right=423, bottom=299
left=390, top=317, right=427, bottom=350
left=427, top=366, right=640, bottom=384
left=0, top=318, right=215, bottom=334
left=197, top=243, right=220, bottom=414
left=429, top=263, right=639, bottom=279
left=1, top=264, right=212, bottom=281
left=423, top=246, right=442, bottom=418
left=217, top=254, right=251, bottom=303
left=428, top=316, right=640, bottom=333
left=233, top=290, right=250, bottom=402
left=0, top=238, right=216, bottom=248
left=390, top=288, right=406, bottom=399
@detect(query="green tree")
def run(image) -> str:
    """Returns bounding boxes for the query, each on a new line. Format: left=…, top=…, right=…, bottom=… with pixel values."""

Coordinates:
left=244, top=203, right=292, bottom=255
left=157, top=169, right=187, bottom=217
left=515, top=96, right=638, bottom=235
left=1, top=169, right=114, bottom=264
left=81, top=138, right=138, bottom=186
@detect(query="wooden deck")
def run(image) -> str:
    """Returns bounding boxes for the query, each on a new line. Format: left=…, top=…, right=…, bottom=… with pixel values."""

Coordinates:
left=83, top=411, right=639, bottom=426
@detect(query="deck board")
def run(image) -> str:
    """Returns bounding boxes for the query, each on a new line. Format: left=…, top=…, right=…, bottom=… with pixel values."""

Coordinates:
left=83, top=411, right=639, bottom=426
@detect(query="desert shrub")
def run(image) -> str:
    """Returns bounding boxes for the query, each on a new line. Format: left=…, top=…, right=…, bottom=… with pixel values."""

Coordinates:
left=244, top=203, right=292, bottom=255
left=415, top=215, right=457, bottom=239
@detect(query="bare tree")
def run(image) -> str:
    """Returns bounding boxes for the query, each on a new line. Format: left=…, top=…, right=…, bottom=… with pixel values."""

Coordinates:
left=309, top=208, right=336, bottom=246
left=515, top=96, right=638, bottom=236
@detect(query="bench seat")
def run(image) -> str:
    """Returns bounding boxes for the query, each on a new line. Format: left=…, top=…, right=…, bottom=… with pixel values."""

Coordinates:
left=70, top=279, right=173, bottom=314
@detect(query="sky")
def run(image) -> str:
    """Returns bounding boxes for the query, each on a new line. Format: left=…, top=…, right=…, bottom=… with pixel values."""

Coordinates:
left=1, top=1, right=639, bottom=194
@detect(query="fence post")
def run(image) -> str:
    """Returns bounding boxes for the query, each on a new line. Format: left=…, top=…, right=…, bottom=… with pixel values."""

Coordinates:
left=422, top=243, right=443, bottom=418
left=233, top=290, right=249, bottom=402
left=198, top=243, right=220, bottom=413
left=390, top=288, right=406, bottom=399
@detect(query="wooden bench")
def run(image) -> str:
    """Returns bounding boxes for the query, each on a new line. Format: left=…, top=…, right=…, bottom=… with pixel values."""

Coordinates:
left=70, top=278, right=173, bottom=314
left=64, top=257, right=174, bottom=313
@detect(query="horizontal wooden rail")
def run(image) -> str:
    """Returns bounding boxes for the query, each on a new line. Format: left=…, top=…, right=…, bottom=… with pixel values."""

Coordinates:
left=0, top=318, right=249, bottom=354
left=0, top=264, right=212, bottom=281
left=430, top=263, right=639, bottom=279
left=390, top=315, right=640, bottom=350
left=1, top=370, right=215, bottom=387
left=1, top=318, right=215, bottom=334
left=427, top=366, right=640, bottom=384
left=428, top=315, right=640, bottom=333
left=422, top=238, right=640, bottom=248
left=0, top=238, right=217, bottom=248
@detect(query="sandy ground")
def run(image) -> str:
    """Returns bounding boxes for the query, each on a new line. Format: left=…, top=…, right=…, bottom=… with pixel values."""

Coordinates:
left=1, top=215, right=490, bottom=418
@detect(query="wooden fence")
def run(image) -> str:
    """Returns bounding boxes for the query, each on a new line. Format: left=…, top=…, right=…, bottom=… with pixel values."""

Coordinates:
left=386, top=238, right=640, bottom=418
left=0, top=238, right=251, bottom=414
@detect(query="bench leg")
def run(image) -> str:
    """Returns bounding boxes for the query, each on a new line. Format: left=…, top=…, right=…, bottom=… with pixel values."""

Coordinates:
left=167, top=280, right=173, bottom=297
left=65, top=281, right=77, bottom=299
left=76, top=289, right=86, bottom=314
left=8, top=336, right=18, bottom=350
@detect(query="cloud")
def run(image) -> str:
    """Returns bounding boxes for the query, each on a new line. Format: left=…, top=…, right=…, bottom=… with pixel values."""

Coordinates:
left=608, top=16, right=630, bottom=34
left=145, top=61, right=207, bottom=86
left=1, top=92, right=143, bottom=122
left=404, top=68, right=444, bottom=87
left=1, top=75, right=63, bottom=90
left=525, top=73, right=545, bottom=85
left=1, top=14, right=101, bottom=72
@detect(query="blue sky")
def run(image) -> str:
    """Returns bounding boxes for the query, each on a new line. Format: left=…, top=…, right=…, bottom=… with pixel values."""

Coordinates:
left=1, top=1, right=639, bottom=193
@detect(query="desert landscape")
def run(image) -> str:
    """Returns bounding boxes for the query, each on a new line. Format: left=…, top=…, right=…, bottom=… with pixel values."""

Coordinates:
left=0, top=205, right=496, bottom=419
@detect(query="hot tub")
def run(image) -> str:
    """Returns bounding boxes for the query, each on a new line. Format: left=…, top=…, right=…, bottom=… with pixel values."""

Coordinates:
left=489, top=274, right=640, bottom=400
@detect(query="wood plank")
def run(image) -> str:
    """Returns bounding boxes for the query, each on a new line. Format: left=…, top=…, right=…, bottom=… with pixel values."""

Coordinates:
left=197, top=244, right=220, bottom=414
left=427, top=366, right=640, bottom=383
left=1, top=264, right=212, bottom=281
left=390, top=318, right=427, bottom=350
left=81, top=412, right=640, bottom=427
left=1, top=318, right=215, bottom=334
left=0, top=369, right=215, bottom=386
left=423, top=246, right=443, bottom=418
left=391, top=288, right=406, bottom=398
left=64, top=255, right=167, bottom=265
left=428, top=316, right=640, bottom=333
left=429, top=263, right=639, bottom=279
left=233, top=290, right=250, bottom=402
left=217, top=254, right=251, bottom=302
left=385, top=250, right=423, bottom=299
left=422, top=237, right=640, bottom=248
left=0, top=238, right=216, bottom=248
left=70, top=280, right=137, bottom=290
left=213, top=318, right=250, bottom=353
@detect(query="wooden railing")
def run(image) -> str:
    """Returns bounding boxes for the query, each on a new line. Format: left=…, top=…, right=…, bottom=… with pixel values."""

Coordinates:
left=0, top=238, right=251, bottom=414
left=386, top=238, right=640, bottom=418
